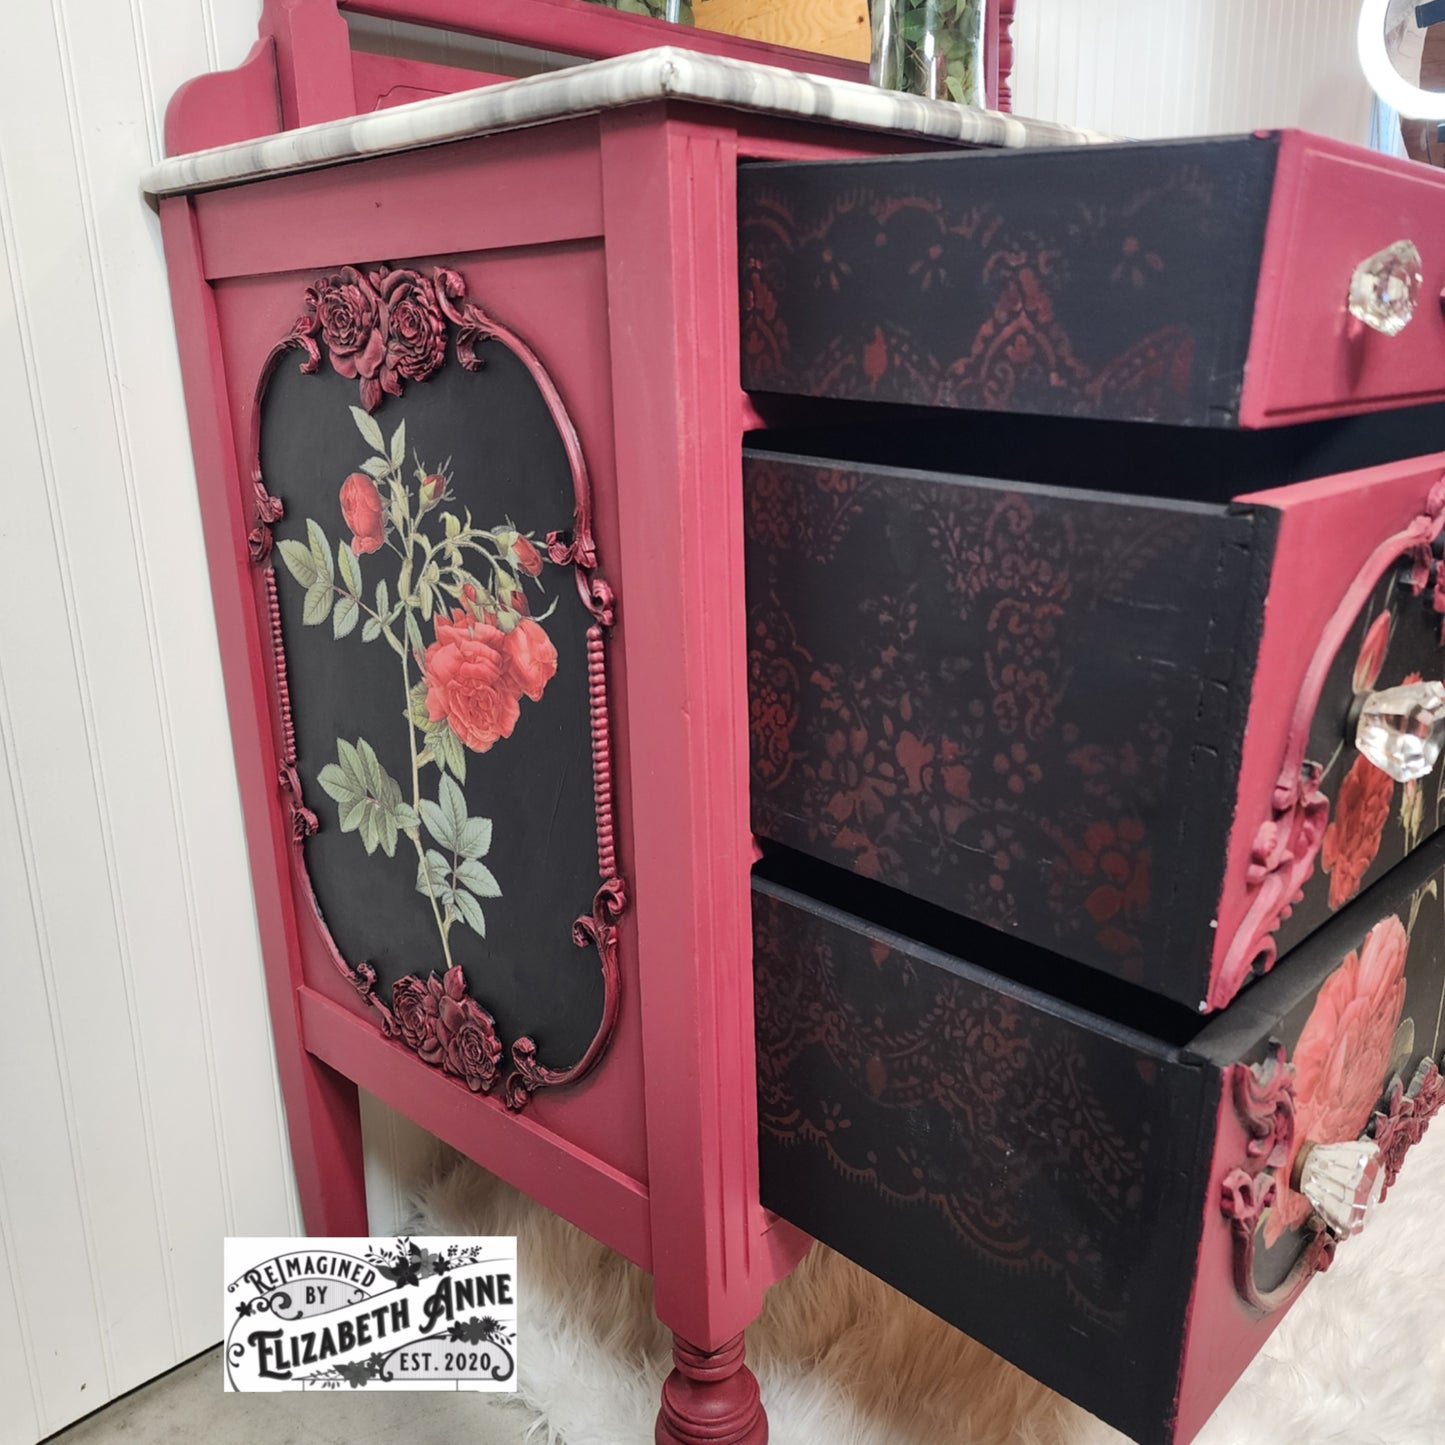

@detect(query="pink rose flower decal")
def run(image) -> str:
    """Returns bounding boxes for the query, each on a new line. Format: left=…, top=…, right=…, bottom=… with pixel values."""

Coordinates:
left=423, top=612, right=523, bottom=754
left=339, top=472, right=386, bottom=555
left=1264, top=915, right=1408, bottom=1245
left=1320, top=755, right=1394, bottom=909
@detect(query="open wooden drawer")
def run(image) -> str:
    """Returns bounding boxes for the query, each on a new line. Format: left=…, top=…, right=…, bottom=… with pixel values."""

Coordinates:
left=745, top=417, right=1445, bottom=1010
left=752, top=835, right=1445, bottom=1445
left=740, top=131, right=1445, bottom=429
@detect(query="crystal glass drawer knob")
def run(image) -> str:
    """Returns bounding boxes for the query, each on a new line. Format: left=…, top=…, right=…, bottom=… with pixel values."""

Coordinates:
left=1355, top=679, right=1445, bottom=781
left=1348, top=239, right=1423, bottom=336
left=1292, top=1138, right=1385, bottom=1239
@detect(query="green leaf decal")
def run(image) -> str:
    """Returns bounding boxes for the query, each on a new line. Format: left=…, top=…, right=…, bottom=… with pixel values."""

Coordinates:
left=437, top=725, right=466, bottom=783
left=419, top=799, right=455, bottom=852
left=276, top=538, right=319, bottom=588
left=452, top=889, right=487, bottom=938
left=339, top=798, right=368, bottom=832
left=303, top=582, right=334, bottom=627
left=438, top=776, right=468, bottom=847
left=456, top=816, right=492, bottom=859
left=407, top=681, right=435, bottom=733
left=333, top=594, right=359, bottom=639
left=317, top=763, right=358, bottom=805
left=390, top=420, right=406, bottom=471
left=337, top=542, right=362, bottom=597
left=307, top=519, right=334, bottom=583
left=362, top=616, right=382, bottom=643
left=323, top=738, right=414, bottom=858
left=455, top=858, right=500, bottom=898
left=351, top=405, right=387, bottom=455
left=357, top=738, right=386, bottom=799
left=416, top=848, right=450, bottom=899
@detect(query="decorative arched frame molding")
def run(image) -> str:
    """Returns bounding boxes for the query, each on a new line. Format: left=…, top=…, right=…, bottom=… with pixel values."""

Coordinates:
left=249, top=262, right=625, bottom=1113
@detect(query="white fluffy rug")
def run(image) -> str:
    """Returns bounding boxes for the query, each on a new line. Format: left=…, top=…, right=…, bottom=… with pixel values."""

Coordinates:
left=412, top=1122, right=1445, bottom=1445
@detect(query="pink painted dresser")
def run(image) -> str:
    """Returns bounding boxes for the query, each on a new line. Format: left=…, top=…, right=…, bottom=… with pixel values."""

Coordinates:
left=147, top=3, right=1445, bottom=1442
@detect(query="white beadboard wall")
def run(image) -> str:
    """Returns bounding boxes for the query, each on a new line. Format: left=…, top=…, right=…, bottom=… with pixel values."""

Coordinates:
left=0, top=0, right=301, bottom=1438
left=0, top=5, right=1384, bottom=1441
left=1012, top=0, right=1374, bottom=142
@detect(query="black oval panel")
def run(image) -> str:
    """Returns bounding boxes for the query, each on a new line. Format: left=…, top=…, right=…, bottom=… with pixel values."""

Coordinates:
left=260, top=330, right=601, bottom=1064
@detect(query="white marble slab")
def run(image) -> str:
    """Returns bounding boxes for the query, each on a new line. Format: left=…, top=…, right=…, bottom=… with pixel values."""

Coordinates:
left=141, top=46, right=1111, bottom=198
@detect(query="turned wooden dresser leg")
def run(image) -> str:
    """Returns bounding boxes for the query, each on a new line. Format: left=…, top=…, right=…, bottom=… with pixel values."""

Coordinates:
left=655, top=1332, right=767, bottom=1444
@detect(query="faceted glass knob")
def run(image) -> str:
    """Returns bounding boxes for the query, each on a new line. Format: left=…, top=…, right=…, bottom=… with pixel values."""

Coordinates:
left=1348, top=240, right=1423, bottom=336
left=1355, top=679, right=1445, bottom=781
left=1295, top=1139, right=1384, bottom=1239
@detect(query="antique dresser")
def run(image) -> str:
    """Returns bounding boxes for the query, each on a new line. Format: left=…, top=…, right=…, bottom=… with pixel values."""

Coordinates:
left=147, top=3, right=1445, bottom=1442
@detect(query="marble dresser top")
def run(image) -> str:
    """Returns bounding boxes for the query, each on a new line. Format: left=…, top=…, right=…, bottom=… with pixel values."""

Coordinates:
left=142, top=46, right=1109, bottom=198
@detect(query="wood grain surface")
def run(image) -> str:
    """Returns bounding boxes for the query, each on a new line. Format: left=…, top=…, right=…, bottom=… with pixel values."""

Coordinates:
left=694, top=0, right=869, bottom=62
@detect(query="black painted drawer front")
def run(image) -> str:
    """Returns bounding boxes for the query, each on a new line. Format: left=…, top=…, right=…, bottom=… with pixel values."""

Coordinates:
left=744, top=446, right=1445, bottom=1010
left=739, top=131, right=1445, bottom=429
left=741, top=135, right=1270, bottom=428
left=754, top=838, right=1445, bottom=1445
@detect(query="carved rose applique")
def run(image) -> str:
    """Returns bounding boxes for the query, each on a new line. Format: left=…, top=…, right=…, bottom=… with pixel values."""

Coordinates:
left=377, top=268, right=447, bottom=390
left=1320, top=755, right=1395, bottom=909
left=1264, top=915, right=1408, bottom=1245
left=391, top=968, right=501, bottom=1093
left=391, top=975, right=443, bottom=1066
left=308, top=268, right=387, bottom=410
left=305, top=266, right=449, bottom=412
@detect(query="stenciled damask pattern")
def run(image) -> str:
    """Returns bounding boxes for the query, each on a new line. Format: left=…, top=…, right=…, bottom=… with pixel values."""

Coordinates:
left=754, top=886, right=1159, bottom=1326
left=745, top=453, right=1254, bottom=997
left=739, top=138, right=1276, bottom=425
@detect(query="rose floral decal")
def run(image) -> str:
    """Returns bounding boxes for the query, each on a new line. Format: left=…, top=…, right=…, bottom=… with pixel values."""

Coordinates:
left=1263, top=914, right=1408, bottom=1245
left=1319, top=613, right=1397, bottom=912
left=277, top=402, right=558, bottom=1077
left=1320, top=754, right=1395, bottom=910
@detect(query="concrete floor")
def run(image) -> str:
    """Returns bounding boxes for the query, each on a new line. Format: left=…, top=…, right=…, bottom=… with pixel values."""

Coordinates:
left=47, top=1347, right=540, bottom=1445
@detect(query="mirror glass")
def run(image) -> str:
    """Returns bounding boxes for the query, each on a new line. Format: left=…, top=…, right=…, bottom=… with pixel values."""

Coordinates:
left=1385, top=0, right=1445, bottom=84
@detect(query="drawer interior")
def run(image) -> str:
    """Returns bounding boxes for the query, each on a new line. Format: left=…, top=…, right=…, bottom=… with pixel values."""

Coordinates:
left=756, top=841, right=1202, bottom=1047
left=746, top=395, right=1445, bottom=504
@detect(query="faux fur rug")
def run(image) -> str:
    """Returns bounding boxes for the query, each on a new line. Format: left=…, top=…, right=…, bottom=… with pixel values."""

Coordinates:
left=412, top=1122, right=1445, bottom=1445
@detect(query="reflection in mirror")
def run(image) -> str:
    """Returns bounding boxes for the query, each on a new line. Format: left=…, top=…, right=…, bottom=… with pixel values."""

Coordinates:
left=1384, top=0, right=1445, bottom=84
